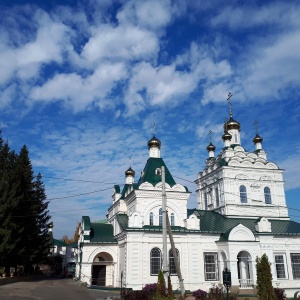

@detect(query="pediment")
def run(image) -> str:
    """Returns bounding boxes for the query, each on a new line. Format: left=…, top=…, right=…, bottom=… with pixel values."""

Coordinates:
left=228, top=224, right=255, bottom=241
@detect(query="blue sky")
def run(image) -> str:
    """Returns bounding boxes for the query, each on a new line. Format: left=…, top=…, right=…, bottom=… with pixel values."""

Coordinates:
left=0, top=0, right=299, bottom=239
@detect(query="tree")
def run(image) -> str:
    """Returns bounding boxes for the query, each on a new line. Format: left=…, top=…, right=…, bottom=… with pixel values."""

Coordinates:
left=256, top=253, right=277, bottom=300
left=0, top=133, right=51, bottom=275
left=62, top=222, right=80, bottom=244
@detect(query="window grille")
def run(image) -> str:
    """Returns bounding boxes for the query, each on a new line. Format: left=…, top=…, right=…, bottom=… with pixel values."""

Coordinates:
left=150, top=248, right=161, bottom=275
left=291, top=253, right=300, bottom=279
left=169, top=248, right=179, bottom=275
left=240, top=185, right=247, bottom=203
left=204, top=252, right=218, bottom=281
left=264, top=187, right=272, bottom=204
left=275, top=255, right=286, bottom=279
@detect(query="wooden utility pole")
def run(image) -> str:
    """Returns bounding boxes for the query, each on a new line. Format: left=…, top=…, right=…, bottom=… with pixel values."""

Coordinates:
left=166, top=212, right=185, bottom=297
left=161, top=166, right=169, bottom=289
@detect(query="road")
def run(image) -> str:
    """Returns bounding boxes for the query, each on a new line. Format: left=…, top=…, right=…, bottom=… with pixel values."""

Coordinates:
left=0, top=278, right=120, bottom=300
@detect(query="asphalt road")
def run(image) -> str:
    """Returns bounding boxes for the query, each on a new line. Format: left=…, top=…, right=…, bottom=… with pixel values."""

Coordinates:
left=0, top=278, right=120, bottom=300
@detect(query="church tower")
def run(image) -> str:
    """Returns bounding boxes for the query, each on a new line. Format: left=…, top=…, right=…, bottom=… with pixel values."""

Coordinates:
left=195, top=94, right=289, bottom=219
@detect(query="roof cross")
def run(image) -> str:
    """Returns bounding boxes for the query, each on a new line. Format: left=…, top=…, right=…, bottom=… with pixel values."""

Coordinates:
left=152, top=122, right=156, bottom=135
left=227, top=92, right=233, bottom=117
left=208, top=130, right=212, bottom=142
left=254, top=120, right=259, bottom=134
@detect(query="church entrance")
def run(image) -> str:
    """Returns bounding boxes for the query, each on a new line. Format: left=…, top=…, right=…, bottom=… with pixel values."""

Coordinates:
left=92, top=265, right=106, bottom=286
left=237, top=251, right=253, bottom=288
left=91, top=252, right=114, bottom=287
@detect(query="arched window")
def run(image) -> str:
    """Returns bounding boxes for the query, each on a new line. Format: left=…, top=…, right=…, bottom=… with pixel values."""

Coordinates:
left=264, top=187, right=272, bottom=204
left=159, top=208, right=162, bottom=226
left=169, top=248, right=179, bottom=275
left=170, top=213, right=175, bottom=226
left=149, top=212, right=153, bottom=225
left=150, top=248, right=161, bottom=275
left=240, top=185, right=247, bottom=203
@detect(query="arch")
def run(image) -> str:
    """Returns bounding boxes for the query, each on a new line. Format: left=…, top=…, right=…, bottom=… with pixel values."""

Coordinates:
left=237, top=251, right=253, bottom=288
left=169, top=248, right=179, bottom=275
left=150, top=248, right=161, bottom=275
left=228, top=224, right=255, bottom=241
left=240, top=185, right=247, bottom=203
left=264, top=186, right=272, bottom=204
left=92, top=251, right=114, bottom=287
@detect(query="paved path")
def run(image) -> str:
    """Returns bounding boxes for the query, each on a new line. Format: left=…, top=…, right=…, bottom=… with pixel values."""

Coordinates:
left=0, top=278, right=120, bottom=300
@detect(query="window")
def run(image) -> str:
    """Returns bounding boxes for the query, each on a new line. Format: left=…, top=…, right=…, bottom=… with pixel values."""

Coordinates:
left=274, top=254, right=287, bottom=279
left=291, top=253, right=300, bottom=279
left=215, top=188, right=219, bottom=207
left=169, top=248, right=179, bottom=275
left=240, top=185, right=247, bottom=203
left=204, top=193, right=208, bottom=210
left=170, top=213, right=175, bottom=226
left=159, top=208, right=162, bottom=226
left=150, top=248, right=161, bottom=275
left=204, top=252, right=218, bottom=281
left=149, top=212, right=153, bottom=225
left=264, top=187, right=272, bottom=204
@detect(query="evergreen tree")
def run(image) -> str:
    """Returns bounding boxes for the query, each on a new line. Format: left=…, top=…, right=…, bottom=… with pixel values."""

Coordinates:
left=0, top=141, right=21, bottom=275
left=32, top=173, right=51, bottom=264
left=256, top=253, right=277, bottom=300
left=0, top=133, right=51, bottom=274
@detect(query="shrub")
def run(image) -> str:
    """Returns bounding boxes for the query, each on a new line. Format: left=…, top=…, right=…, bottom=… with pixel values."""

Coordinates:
left=143, top=283, right=157, bottom=295
left=208, top=285, right=223, bottom=300
left=273, top=288, right=286, bottom=300
left=192, top=289, right=207, bottom=300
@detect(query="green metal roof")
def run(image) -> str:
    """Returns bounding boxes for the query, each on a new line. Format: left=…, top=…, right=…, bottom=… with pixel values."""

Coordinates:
left=187, top=209, right=300, bottom=239
left=53, top=239, right=68, bottom=247
left=90, top=223, right=117, bottom=243
left=114, top=185, right=121, bottom=193
left=138, top=157, right=176, bottom=187
left=116, top=214, right=129, bottom=231
left=82, top=216, right=91, bottom=230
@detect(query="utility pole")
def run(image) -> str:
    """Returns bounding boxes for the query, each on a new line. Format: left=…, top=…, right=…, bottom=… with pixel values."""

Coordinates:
left=161, top=166, right=169, bottom=289
left=166, top=212, right=185, bottom=297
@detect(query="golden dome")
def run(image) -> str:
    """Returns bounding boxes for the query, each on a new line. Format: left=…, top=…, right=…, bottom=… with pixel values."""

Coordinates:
left=224, top=117, right=241, bottom=131
left=222, top=131, right=232, bottom=141
left=125, top=167, right=135, bottom=177
left=147, top=135, right=161, bottom=149
left=253, top=133, right=263, bottom=144
left=206, top=142, right=216, bottom=152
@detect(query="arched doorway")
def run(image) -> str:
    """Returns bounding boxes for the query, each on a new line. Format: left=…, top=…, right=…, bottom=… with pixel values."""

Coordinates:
left=237, top=251, right=253, bottom=288
left=92, top=252, right=114, bottom=286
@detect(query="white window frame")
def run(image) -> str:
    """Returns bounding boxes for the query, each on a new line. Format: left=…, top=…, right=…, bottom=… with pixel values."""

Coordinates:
left=204, top=252, right=219, bottom=281
left=274, top=254, right=288, bottom=279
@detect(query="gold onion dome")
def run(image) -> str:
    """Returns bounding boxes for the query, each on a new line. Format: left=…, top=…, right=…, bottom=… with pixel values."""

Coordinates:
left=206, top=142, right=216, bottom=152
left=253, top=133, right=263, bottom=144
left=222, top=131, right=232, bottom=141
left=224, top=117, right=241, bottom=131
left=147, top=135, right=161, bottom=149
left=125, top=167, right=135, bottom=177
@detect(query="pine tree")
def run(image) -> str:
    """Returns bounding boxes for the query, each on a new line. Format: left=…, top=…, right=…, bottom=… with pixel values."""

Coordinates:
left=256, top=253, right=277, bottom=300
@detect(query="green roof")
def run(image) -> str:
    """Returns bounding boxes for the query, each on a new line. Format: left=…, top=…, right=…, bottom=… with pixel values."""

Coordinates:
left=53, top=239, right=67, bottom=247
left=89, top=223, right=117, bottom=243
left=82, top=216, right=90, bottom=230
left=116, top=214, right=129, bottom=231
left=138, top=157, right=176, bottom=187
left=187, top=209, right=300, bottom=238
left=114, top=185, right=120, bottom=193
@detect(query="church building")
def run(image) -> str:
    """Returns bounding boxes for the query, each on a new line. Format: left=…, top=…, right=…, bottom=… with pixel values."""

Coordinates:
left=75, top=107, right=300, bottom=298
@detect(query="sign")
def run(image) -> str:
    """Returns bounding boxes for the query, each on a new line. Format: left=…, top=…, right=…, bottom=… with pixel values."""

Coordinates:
left=223, top=269, right=231, bottom=287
